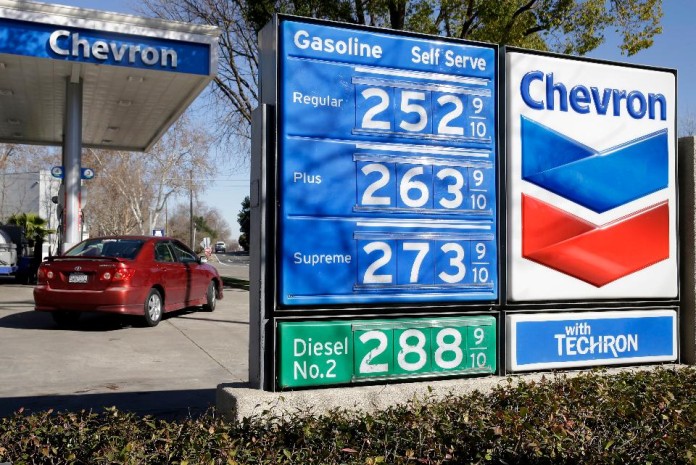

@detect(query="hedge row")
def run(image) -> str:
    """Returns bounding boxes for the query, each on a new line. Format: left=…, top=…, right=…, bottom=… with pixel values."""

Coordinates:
left=2, top=367, right=696, bottom=464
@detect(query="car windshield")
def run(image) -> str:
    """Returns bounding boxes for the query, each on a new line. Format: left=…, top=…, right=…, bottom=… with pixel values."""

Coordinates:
left=66, top=239, right=145, bottom=259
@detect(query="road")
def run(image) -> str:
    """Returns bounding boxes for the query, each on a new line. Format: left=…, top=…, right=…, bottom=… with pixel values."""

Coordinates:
left=0, top=254, right=250, bottom=419
left=207, top=251, right=250, bottom=279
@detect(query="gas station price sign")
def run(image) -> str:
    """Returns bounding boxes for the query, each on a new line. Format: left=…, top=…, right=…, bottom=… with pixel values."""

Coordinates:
left=278, top=316, right=496, bottom=388
left=277, top=18, right=498, bottom=306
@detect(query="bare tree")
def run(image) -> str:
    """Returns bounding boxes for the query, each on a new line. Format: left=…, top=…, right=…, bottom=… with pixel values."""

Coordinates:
left=0, top=145, right=16, bottom=171
left=679, top=108, right=696, bottom=138
left=82, top=150, right=151, bottom=235
left=83, top=113, right=215, bottom=236
left=0, top=144, right=59, bottom=223
left=0, top=144, right=57, bottom=172
left=140, top=0, right=259, bottom=147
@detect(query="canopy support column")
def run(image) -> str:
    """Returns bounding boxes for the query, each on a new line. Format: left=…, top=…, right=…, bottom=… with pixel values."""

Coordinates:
left=61, top=77, right=83, bottom=252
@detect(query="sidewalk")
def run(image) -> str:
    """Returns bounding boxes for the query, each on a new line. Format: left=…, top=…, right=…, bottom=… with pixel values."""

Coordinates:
left=0, top=276, right=250, bottom=419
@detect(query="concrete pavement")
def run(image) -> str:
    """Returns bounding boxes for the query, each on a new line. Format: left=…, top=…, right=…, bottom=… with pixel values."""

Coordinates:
left=0, top=261, right=250, bottom=419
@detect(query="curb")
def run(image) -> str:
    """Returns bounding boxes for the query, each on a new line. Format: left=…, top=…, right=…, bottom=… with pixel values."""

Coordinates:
left=216, top=363, right=680, bottom=422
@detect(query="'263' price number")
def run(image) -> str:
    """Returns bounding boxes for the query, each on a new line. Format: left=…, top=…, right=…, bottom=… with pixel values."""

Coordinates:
left=357, top=240, right=493, bottom=286
left=357, top=162, right=492, bottom=211
left=356, top=85, right=490, bottom=139
left=355, top=325, right=493, bottom=378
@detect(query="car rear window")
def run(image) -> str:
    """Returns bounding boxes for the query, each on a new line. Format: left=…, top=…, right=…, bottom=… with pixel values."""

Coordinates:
left=67, top=239, right=145, bottom=259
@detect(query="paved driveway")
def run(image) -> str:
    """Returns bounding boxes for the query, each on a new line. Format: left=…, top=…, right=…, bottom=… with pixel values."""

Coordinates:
left=0, top=263, right=249, bottom=419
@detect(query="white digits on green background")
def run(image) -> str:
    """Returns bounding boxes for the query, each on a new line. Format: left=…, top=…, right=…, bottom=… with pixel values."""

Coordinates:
left=357, top=325, right=489, bottom=375
left=358, top=331, right=389, bottom=373
left=397, top=329, right=427, bottom=371
left=434, top=327, right=463, bottom=369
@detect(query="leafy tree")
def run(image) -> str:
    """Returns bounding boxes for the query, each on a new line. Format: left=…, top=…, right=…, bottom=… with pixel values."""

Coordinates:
left=194, top=215, right=217, bottom=239
left=237, top=195, right=250, bottom=251
left=139, top=0, right=663, bottom=143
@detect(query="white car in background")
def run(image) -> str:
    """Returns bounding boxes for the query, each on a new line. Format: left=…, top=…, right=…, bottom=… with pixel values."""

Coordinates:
left=214, top=241, right=226, bottom=253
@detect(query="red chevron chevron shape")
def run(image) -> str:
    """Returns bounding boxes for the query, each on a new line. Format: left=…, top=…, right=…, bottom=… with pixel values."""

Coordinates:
left=522, top=194, right=669, bottom=287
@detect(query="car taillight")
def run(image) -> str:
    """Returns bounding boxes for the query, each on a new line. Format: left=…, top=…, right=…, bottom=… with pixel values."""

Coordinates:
left=37, top=267, right=49, bottom=283
left=101, top=268, right=135, bottom=281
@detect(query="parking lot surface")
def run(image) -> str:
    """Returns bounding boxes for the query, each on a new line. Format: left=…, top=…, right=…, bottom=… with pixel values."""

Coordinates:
left=0, top=258, right=250, bottom=419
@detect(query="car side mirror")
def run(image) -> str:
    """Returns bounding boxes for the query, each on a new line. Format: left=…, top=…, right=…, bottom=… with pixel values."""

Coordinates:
left=199, top=256, right=208, bottom=264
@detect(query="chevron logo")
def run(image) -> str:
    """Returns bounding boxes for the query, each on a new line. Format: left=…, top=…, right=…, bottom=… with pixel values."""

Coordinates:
left=521, top=116, right=668, bottom=213
left=522, top=195, right=669, bottom=287
left=521, top=117, right=670, bottom=287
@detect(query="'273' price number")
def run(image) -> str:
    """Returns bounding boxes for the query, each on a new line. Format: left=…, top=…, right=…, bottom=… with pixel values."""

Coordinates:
left=357, top=240, right=493, bottom=286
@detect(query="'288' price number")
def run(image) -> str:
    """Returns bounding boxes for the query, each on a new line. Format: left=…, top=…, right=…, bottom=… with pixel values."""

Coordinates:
left=355, top=324, right=493, bottom=378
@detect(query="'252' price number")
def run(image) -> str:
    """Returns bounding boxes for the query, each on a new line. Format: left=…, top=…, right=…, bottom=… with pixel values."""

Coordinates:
left=356, top=325, right=492, bottom=377
left=356, top=85, right=490, bottom=139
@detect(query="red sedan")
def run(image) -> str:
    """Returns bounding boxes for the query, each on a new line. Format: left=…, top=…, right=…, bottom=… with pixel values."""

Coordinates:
left=34, top=236, right=224, bottom=327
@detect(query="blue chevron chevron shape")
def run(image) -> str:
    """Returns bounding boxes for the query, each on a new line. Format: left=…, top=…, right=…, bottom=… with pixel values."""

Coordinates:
left=521, top=116, right=668, bottom=213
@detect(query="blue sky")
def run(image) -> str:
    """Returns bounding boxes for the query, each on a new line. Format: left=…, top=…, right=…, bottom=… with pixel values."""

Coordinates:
left=587, top=0, right=695, bottom=119
left=51, top=0, right=694, bottom=238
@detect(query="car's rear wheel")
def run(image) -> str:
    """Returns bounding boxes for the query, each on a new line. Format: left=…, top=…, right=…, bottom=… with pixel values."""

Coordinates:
left=144, top=288, right=163, bottom=327
left=203, top=281, right=217, bottom=312
left=52, top=311, right=80, bottom=328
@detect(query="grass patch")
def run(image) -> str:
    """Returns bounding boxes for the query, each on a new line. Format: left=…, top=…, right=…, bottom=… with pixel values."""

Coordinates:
left=2, top=367, right=696, bottom=464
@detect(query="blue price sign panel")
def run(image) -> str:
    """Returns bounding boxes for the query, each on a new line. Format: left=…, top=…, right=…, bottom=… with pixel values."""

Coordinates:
left=506, top=309, right=677, bottom=372
left=278, top=19, right=498, bottom=306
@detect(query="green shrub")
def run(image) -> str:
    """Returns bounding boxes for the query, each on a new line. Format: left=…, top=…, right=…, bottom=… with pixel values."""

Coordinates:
left=2, top=367, right=696, bottom=464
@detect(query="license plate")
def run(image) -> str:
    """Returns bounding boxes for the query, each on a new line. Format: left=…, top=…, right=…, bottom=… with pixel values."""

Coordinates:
left=68, top=273, right=88, bottom=284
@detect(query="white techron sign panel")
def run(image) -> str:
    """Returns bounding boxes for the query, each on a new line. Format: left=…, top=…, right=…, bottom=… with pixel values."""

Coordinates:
left=506, top=51, right=677, bottom=302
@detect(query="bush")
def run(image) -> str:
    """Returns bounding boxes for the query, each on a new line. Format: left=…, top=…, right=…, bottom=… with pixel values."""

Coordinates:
left=2, top=367, right=696, bottom=464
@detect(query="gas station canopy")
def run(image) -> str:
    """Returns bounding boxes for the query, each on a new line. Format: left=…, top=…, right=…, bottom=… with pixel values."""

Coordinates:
left=0, top=0, right=219, bottom=151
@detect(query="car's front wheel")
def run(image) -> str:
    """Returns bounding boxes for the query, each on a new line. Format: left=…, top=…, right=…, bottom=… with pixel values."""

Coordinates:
left=144, top=288, right=163, bottom=327
left=203, top=281, right=217, bottom=312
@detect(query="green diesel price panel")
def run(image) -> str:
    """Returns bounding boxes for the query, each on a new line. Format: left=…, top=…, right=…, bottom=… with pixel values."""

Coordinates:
left=278, top=316, right=496, bottom=388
